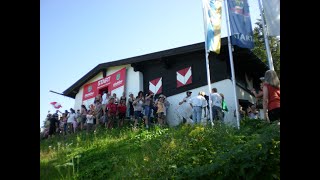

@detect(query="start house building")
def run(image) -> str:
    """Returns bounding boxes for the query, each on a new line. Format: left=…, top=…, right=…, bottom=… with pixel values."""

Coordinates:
left=63, top=38, right=268, bottom=126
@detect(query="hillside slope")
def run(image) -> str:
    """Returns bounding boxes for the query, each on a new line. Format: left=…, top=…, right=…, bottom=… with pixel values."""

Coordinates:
left=40, top=119, right=280, bottom=179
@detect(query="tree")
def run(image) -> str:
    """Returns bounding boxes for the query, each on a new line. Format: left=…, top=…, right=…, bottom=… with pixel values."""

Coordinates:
left=252, top=19, right=280, bottom=78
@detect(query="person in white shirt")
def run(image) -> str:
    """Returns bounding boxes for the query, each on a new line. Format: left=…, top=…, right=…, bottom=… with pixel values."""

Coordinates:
left=102, top=91, right=108, bottom=105
left=101, top=91, right=108, bottom=124
left=210, top=88, right=223, bottom=122
left=133, top=91, right=146, bottom=128
left=179, top=91, right=192, bottom=105
left=86, top=110, right=94, bottom=133
left=189, top=91, right=207, bottom=124
left=177, top=91, right=193, bottom=124
left=112, top=93, right=120, bottom=104
left=67, top=108, right=77, bottom=134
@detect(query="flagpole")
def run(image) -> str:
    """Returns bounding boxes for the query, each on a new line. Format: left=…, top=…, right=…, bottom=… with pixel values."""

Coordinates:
left=49, top=90, right=66, bottom=96
left=201, top=0, right=214, bottom=127
left=205, top=53, right=214, bottom=126
left=223, top=0, right=240, bottom=129
left=258, top=0, right=274, bottom=71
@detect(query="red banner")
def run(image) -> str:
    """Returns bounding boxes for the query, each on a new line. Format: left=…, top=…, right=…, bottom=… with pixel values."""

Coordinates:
left=82, top=68, right=126, bottom=101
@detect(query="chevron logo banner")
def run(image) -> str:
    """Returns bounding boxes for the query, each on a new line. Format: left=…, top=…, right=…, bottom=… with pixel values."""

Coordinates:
left=149, top=77, right=162, bottom=94
left=177, top=67, right=192, bottom=88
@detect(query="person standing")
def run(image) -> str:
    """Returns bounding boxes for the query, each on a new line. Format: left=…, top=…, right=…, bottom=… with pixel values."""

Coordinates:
left=189, top=91, right=207, bottom=124
left=76, top=109, right=81, bottom=131
left=62, top=112, right=68, bottom=135
left=203, top=94, right=210, bottom=120
left=120, top=92, right=127, bottom=104
left=106, top=97, right=118, bottom=129
left=101, top=91, right=108, bottom=116
left=94, top=100, right=103, bottom=129
left=210, top=88, right=223, bottom=122
left=127, top=93, right=135, bottom=121
left=117, top=99, right=127, bottom=128
left=94, top=94, right=102, bottom=104
left=80, top=105, right=87, bottom=131
left=179, top=91, right=192, bottom=105
left=67, top=108, right=77, bottom=134
left=162, top=95, right=170, bottom=125
left=144, top=93, right=154, bottom=127
left=220, top=93, right=228, bottom=120
left=263, top=70, right=280, bottom=123
left=48, top=114, right=58, bottom=138
left=133, top=91, right=146, bottom=128
left=177, top=91, right=193, bottom=124
left=86, top=110, right=94, bottom=133
left=52, top=110, right=61, bottom=132
left=101, top=91, right=108, bottom=105
left=112, top=93, right=120, bottom=104
left=251, top=78, right=265, bottom=119
left=156, top=95, right=166, bottom=126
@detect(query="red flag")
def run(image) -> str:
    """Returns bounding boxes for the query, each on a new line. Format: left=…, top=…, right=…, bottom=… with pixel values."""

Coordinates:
left=50, top=102, right=62, bottom=109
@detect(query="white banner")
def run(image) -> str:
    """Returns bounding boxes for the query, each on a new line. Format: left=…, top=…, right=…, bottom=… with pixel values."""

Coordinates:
left=262, top=0, right=280, bottom=36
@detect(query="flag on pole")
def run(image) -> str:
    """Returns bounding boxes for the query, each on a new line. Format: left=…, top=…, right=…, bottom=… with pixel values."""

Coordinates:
left=261, top=0, right=280, bottom=36
left=202, top=0, right=223, bottom=54
left=50, top=102, right=62, bottom=109
left=227, top=0, right=254, bottom=49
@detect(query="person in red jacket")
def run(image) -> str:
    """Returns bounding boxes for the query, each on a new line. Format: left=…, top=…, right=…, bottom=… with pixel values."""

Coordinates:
left=263, top=70, right=280, bottom=123
left=117, top=99, right=127, bottom=128
left=106, top=97, right=118, bottom=129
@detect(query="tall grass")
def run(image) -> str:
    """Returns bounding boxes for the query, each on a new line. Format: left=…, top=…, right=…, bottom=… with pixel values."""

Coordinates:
left=40, top=119, right=280, bottom=179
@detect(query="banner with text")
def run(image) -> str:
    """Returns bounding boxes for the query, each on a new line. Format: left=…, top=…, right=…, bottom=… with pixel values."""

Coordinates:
left=82, top=67, right=126, bottom=102
left=227, top=0, right=254, bottom=49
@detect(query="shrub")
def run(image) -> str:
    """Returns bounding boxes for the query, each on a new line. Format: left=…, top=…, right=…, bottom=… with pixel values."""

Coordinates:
left=40, top=119, right=280, bottom=179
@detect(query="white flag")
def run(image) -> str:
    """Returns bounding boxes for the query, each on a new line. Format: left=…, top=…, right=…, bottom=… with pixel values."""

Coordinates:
left=262, top=0, right=280, bottom=36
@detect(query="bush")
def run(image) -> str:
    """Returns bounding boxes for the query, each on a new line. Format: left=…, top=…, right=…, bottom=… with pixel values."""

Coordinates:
left=40, top=119, right=280, bottom=179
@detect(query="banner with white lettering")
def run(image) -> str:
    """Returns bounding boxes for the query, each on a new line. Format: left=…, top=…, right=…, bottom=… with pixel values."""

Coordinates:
left=227, top=0, right=254, bottom=49
left=82, top=67, right=126, bottom=102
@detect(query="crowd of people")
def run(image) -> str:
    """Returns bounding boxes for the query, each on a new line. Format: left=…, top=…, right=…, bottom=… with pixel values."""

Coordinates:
left=41, top=70, right=280, bottom=139
left=42, top=91, right=172, bottom=139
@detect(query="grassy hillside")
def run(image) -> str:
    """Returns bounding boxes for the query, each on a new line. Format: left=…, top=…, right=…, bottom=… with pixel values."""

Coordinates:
left=40, top=119, right=280, bottom=179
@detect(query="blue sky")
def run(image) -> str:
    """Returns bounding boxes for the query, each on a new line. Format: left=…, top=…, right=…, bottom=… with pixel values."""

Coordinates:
left=40, top=0, right=261, bottom=127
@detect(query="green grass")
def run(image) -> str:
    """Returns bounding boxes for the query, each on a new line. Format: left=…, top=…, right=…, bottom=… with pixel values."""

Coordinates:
left=40, top=119, right=280, bottom=179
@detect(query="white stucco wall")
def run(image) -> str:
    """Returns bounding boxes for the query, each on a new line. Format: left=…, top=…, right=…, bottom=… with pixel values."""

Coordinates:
left=72, top=68, right=256, bottom=127
left=165, top=79, right=255, bottom=127
left=73, top=64, right=143, bottom=110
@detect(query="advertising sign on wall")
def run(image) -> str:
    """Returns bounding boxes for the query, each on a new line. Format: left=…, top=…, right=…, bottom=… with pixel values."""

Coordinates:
left=82, top=67, right=126, bottom=102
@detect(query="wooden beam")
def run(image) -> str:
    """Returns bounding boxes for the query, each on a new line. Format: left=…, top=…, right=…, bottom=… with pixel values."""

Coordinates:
left=102, top=69, right=107, bottom=77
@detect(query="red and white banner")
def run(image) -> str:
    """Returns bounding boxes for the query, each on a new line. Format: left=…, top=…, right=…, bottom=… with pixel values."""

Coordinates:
left=149, top=77, right=162, bottom=94
left=82, top=67, right=126, bottom=101
left=82, top=81, right=99, bottom=101
left=177, top=67, right=192, bottom=88
left=50, top=102, right=62, bottom=109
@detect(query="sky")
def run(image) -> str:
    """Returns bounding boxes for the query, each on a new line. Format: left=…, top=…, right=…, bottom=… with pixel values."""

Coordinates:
left=40, top=0, right=262, bottom=127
